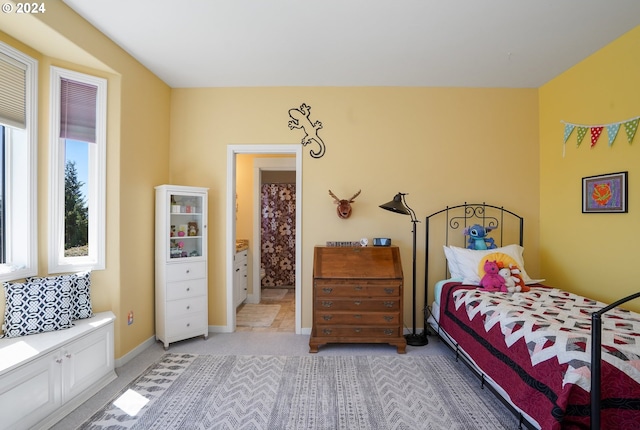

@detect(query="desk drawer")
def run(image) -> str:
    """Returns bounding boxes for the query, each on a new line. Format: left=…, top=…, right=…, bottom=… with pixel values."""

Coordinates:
left=166, top=262, right=206, bottom=282
left=314, top=311, right=399, bottom=326
left=315, top=326, right=401, bottom=338
left=315, top=280, right=400, bottom=297
left=315, top=298, right=400, bottom=312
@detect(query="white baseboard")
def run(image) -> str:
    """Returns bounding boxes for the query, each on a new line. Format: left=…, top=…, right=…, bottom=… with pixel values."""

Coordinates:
left=208, top=325, right=233, bottom=333
left=115, top=335, right=155, bottom=368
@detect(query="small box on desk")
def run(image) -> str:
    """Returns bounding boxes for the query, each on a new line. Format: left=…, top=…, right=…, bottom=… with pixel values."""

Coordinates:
left=373, top=238, right=391, bottom=246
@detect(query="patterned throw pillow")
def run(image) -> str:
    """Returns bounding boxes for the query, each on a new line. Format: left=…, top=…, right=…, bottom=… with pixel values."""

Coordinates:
left=71, top=271, right=93, bottom=320
left=26, top=271, right=93, bottom=320
left=1, top=280, right=74, bottom=338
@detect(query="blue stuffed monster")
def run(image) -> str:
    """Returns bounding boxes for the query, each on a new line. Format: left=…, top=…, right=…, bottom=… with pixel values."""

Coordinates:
left=464, top=224, right=497, bottom=250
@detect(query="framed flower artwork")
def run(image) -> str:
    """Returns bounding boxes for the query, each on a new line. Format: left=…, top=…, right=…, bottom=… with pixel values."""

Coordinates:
left=582, top=171, right=628, bottom=213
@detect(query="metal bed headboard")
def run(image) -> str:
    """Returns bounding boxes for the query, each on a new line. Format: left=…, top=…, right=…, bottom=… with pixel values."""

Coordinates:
left=423, top=202, right=524, bottom=305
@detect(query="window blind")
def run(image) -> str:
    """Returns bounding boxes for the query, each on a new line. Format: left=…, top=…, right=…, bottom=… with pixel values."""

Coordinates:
left=60, top=78, right=98, bottom=143
left=0, top=52, right=27, bottom=129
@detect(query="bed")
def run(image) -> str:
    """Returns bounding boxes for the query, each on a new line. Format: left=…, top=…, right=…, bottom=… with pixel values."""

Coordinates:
left=423, top=203, right=640, bottom=430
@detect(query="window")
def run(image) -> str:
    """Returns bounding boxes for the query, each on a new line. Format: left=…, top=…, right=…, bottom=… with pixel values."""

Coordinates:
left=49, top=67, right=106, bottom=272
left=0, top=43, right=38, bottom=282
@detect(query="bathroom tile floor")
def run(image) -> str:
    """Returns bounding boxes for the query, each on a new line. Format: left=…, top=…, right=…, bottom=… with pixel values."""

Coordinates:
left=236, top=287, right=295, bottom=332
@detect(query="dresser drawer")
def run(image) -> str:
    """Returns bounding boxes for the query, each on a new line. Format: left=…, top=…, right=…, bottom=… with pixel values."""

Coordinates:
left=235, top=250, right=248, bottom=263
left=315, top=280, right=400, bottom=297
left=315, top=298, right=400, bottom=312
left=315, top=326, right=401, bottom=338
left=166, top=296, right=207, bottom=317
left=166, top=279, right=207, bottom=300
left=166, top=262, right=206, bottom=282
left=166, top=312, right=207, bottom=338
left=315, top=311, right=400, bottom=326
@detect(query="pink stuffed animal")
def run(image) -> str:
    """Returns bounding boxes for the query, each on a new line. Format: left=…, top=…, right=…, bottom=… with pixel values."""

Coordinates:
left=480, top=260, right=507, bottom=292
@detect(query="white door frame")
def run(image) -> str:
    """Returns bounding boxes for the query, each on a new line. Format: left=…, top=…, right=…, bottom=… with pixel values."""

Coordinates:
left=226, top=144, right=302, bottom=334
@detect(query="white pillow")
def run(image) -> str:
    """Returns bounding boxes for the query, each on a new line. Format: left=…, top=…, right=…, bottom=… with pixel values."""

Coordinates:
left=443, top=244, right=540, bottom=285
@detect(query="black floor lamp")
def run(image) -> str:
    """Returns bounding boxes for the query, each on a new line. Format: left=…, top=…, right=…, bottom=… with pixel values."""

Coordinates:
left=379, top=193, right=428, bottom=346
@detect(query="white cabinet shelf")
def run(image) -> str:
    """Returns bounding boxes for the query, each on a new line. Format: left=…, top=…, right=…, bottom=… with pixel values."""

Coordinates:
left=155, top=185, right=209, bottom=349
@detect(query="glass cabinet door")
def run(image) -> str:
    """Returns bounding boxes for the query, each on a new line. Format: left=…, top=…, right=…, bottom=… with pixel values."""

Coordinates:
left=167, top=192, right=204, bottom=260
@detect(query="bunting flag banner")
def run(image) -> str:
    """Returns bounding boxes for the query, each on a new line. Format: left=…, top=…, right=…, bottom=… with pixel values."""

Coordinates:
left=576, top=127, right=588, bottom=147
left=606, top=123, right=620, bottom=147
left=561, top=115, right=640, bottom=157
left=563, top=124, right=575, bottom=144
left=562, top=124, right=575, bottom=157
left=624, top=118, right=638, bottom=144
left=590, top=126, right=603, bottom=147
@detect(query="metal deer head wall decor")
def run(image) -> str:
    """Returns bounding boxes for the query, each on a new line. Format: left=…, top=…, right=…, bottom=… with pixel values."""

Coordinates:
left=328, top=189, right=361, bottom=219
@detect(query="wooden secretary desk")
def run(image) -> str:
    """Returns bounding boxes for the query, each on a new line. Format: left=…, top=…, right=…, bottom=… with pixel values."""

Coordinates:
left=309, top=246, right=407, bottom=354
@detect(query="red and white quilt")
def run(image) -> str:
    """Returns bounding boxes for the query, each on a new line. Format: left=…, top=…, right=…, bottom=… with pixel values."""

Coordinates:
left=452, top=287, right=640, bottom=392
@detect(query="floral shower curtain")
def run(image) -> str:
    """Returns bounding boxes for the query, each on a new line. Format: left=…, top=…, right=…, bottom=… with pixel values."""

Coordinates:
left=261, top=183, right=296, bottom=287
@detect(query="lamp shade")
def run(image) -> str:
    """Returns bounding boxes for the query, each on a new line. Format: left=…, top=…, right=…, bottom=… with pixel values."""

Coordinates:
left=379, top=193, right=410, bottom=215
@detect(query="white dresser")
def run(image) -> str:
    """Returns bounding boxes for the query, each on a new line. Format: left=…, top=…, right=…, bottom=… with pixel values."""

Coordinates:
left=155, top=185, right=209, bottom=349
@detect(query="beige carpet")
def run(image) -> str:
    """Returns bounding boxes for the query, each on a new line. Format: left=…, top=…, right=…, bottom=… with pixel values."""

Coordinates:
left=236, top=304, right=281, bottom=327
left=261, top=288, right=288, bottom=300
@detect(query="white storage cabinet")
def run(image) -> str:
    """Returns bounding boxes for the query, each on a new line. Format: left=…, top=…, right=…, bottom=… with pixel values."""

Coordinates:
left=234, top=249, right=248, bottom=307
left=155, top=185, right=209, bottom=349
left=0, top=312, right=116, bottom=430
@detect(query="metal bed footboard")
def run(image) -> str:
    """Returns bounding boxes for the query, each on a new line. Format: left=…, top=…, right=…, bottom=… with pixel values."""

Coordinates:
left=590, top=291, right=640, bottom=429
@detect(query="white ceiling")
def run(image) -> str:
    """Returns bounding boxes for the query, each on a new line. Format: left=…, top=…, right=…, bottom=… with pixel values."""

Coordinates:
left=62, top=0, right=640, bottom=89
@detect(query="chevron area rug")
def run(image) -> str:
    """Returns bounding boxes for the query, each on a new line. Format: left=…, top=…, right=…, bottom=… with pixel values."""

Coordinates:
left=78, top=353, right=515, bottom=430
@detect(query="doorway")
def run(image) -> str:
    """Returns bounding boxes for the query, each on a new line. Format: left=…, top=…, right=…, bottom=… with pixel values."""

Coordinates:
left=253, top=159, right=296, bottom=301
left=226, top=145, right=302, bottom=334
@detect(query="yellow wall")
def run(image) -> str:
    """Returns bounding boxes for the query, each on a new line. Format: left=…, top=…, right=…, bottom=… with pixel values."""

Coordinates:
left=539, top=26, right=640, bottom=313
left=0, top=1, right=171, bottom=358
left=8, top=1, right=608, bottom=358
left=170, top=87, right=541, bottom=329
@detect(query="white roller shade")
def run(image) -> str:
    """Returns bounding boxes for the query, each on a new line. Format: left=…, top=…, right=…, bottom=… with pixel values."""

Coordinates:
left=0, top=52, right=27, bottom=129
left=60, top=78, right=98, bottom=143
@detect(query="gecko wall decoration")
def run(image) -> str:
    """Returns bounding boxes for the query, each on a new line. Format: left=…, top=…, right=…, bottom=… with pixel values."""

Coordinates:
left=288, top=103, right=326, bottom=158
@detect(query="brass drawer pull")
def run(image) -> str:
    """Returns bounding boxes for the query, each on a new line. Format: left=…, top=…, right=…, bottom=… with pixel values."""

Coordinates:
left=384, top=288, right=394, bottom=294
left=383, top=301, right=395, bottom=308
left=354, top=328, right=362, bottom=333
left=383, top=316, right=393, bottom=322
left=322, top=329, right=332, bottom=335
left=321, top=301, right=333, bottom=308
left=354, top=314, right=362, bottom=319
left=322, top=287, right=333, bottom=294
left=322, top=315, right=333, bottom=321
left=383, top=329, right=394, bottom=336
left=354, top=286, right=363, bottom=291
left=354, top=300, right=362, bottom=306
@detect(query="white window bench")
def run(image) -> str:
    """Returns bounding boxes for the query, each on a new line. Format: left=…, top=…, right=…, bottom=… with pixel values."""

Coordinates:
left=0, top=311, right=116, bottom=430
